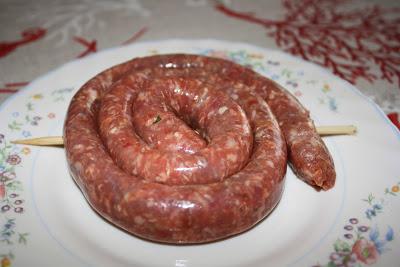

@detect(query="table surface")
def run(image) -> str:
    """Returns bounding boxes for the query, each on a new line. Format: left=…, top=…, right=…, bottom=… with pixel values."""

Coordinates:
left=1, top=0, right=399, bottom=129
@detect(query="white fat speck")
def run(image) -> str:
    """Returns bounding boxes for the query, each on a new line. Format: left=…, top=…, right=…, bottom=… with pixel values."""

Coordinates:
left=243, top=124, right=251, bottom=135
left=105, top=72, right=113, bottom=85
left=171, top=100, right=179, bottom=110
left=309, top=137, right=320, bottom=146
left=134, top=154, right=143, bottom=167
left=218, top=106, right=228, bottom=115
left=268, top=91, right=277, bottom=100
left=199, top=88, right=209, bottom=103
left=266, top=160, right=275, bottom=168
left=203, top=194, right=212, bottom=201
left=251, top=110, right=257, bottom=119
left=109, top=127, right=119, bottom=134
left=206, top=110, right=215, bottom=120
left=86, top=165, right=95, bottom=176
left=73, top=162, right=83, bottom=172
left=193, top=192, right=209, bottom=207
left=174, top=85, right=182, bottom=94
left=288, top=129, right=299, bottom=141
left=146, top=198, right=158, bottom=208
left=231, top=93, right=238, bottom=100
left=73, top=144, right=84, bottom=151
left=245, top=180, right=251, bottom=187
left=134, top=216, right=145, bottom=225
left=260, top=100, right=269, bottom=110
left=165, top=161, right=171, bottom=177
left=253, top=175, right=263, bottom=181
left=174, top=132, right=183, bottom=139
left=134, top=72, right=148, bottom=80
left=164, top=132, right=175, bottom=141
left=255, top=129, right=265, bottom=139
left=227, top=154, right=237, bottom=162
left=196, top=158, right=207, bottom=168
left=137, top=92, right=147, bottom=101
left=86, top=89, right=98, bottom=109
left=226, top=137, right=237, bottom=149
left=155, top=173, right=167, bottom=183
left=146, top=118, right=155, bottom=127
left=165, top=119, right=174, bottom=126
left=122, top=194, right=134, bottom=206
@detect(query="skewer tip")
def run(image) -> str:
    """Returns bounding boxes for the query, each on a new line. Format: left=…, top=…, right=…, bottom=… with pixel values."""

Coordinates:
left=316, top=125, right=357, bottom=136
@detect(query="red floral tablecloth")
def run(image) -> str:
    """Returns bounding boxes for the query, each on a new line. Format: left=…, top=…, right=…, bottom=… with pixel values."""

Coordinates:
left=1, top=0, right=399, bottom=129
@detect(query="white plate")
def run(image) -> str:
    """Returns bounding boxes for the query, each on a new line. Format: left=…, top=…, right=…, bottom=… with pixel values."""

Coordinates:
left=0, top=39, right=399, bottom=267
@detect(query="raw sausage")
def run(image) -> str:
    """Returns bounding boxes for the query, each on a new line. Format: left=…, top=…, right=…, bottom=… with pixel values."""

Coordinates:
left=64, top=54, right=334, bottom=243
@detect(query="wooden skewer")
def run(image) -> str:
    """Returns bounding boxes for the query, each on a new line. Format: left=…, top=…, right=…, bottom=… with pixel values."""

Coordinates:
left=10, top=125, right=357, bottom=147
left=12, top=136, right=65, bottom=146
left=314, top=125, right=357, bottom=136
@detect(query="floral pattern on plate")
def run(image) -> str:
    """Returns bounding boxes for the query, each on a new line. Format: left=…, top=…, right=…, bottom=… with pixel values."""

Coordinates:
left=0, top=87, right=73, bottom=266
left=315, top=182, right=399, bottom=267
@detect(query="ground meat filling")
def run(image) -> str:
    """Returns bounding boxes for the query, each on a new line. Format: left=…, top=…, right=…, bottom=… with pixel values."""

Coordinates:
left=64, top=53, right=334, bottom=244
left=98, top=76, right=253, bottom=185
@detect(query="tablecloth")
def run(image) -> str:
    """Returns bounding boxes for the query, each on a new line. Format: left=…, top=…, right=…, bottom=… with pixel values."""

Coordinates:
left=1, top=0, right=399, bottom=130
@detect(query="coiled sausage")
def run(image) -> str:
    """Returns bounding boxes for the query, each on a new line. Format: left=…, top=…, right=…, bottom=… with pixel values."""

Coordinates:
left=64, top=54, right=334, bottom=243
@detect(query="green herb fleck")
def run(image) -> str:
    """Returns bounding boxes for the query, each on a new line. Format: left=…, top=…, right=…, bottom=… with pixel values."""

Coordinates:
left=153, top=115, right=161, bottom=124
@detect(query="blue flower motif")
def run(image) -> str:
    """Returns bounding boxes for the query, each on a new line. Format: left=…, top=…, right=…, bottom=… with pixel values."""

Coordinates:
left=271, top=74, right=280, bottom=80
left=328, top=96, right=337, bottom=111
left=2, top=231, right=12, bottom=238
left=374, top=240, right=386, bottom=254
left=22, top=130, right=31, bottom=137
left=262, top=69, right=272, bottom=76
left=12, top=111, right=20, bottom=117
left=369, top=226, right=379, bottom=242
left=231, top=52, right=244, bottom=62
left=368, top=225, right=389, bottom=254
left=366, top=226, right=394, bottom=255
left=385, top=226, right=394, bottom=241
left=366, top=209, right=376, bottom=219
left=373, top=204, right=382, bottom=210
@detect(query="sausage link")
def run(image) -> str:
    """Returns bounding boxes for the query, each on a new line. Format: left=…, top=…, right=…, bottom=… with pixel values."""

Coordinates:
left=64, top=53, right=333, bottom=244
